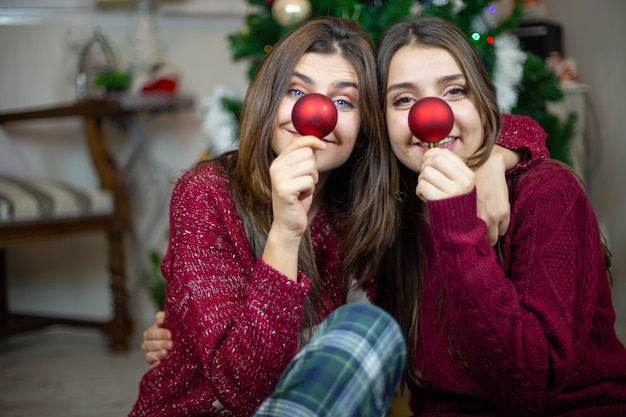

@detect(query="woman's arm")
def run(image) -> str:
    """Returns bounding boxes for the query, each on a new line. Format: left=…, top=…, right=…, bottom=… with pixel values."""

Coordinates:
left=473, top=114, right=549, bottom=244
left=497, top=114, right=549, bottom=171
left=164, top=167, right=310, bottom=416
left=428, top=162, right=604, bottom=413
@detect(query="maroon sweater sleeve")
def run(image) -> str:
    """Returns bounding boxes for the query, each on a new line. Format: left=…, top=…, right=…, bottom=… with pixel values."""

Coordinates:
left=498, top=114, right=550, bottom=173
left=426, top=161, right=611, bottom=414
left=162, top=164, right=309, bottom=415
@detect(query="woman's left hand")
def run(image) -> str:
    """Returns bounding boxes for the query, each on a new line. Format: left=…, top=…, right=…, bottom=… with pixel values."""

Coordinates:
left=142, top=311, right=173, bottom=369
left=416, top=148, right=475, bottom=202
left=472, top=148, right=510, bottom=245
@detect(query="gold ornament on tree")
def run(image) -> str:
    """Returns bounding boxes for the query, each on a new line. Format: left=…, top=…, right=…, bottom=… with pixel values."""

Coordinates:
left=271, top=0, right=312, bottom=27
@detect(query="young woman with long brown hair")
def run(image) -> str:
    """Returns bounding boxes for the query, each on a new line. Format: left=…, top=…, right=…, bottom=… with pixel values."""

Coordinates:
left=376, top=16, right=626, bottom=416
left=130, top=16, right=399, bottom=416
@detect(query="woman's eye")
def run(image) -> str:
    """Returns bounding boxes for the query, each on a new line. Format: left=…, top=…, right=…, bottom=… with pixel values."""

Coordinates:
left=335, top=99, right=354, bottom=110
left=446, top=87, right=467, bottom=97
left=288, top=89, right=305, bottom=99
left=391, top=96, right=414, bottom=107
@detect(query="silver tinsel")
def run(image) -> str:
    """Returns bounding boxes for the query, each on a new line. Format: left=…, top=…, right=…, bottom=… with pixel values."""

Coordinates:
left=200, top=86, right=240, bottom=157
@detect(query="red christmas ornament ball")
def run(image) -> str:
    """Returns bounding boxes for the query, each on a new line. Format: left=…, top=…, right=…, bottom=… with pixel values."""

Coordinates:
left=408, top=97, right=454, bottom=143
left=292, top=93, right=338, bottom=138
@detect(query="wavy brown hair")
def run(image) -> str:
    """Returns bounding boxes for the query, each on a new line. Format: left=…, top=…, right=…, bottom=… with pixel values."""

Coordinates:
left=374, top=16, right=503, bottom=386
left=212, top=17, right=399, bottom=342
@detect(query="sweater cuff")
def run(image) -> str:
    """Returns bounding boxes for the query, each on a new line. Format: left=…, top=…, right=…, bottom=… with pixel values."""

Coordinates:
left=427, top=188, right=478, bottom=236
left=499, top=114, right=549, bottom=174
left=251, top=257, right=310, bottom=320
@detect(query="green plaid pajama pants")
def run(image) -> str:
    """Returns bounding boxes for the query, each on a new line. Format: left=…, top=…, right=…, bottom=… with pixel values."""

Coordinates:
left=253, top=303, right=407, bottom=417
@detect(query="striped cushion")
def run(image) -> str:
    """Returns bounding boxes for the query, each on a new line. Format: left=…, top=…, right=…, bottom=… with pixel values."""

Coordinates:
left=0, top=175, right=113, bottom=223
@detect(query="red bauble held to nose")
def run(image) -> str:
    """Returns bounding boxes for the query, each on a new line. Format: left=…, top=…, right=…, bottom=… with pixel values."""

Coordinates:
left=292, top=93, right=338, bottom=138
left=408, top=97, right=454, bottom=148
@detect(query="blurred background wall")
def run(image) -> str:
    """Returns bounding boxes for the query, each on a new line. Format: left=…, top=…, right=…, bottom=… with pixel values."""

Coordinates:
left=0, top=0, right=624, bottom=335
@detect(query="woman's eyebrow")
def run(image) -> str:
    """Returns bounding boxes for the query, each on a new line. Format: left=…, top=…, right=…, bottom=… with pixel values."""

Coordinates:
left=293, top=72, right=312, bottom=84
left=386, top=74, right=465, bottom=95
left=293, top=72, right=358, bottom=91
left=439, top=73, right=465, bottom=84
left=386, top=81, right=414, bottom=95
left=335, top=80, right=358, bottom=90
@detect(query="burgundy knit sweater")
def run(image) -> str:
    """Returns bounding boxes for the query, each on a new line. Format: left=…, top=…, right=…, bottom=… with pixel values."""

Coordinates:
left=129, top=160, right=347, bottom=417
left=129, top=114, right=551, bottom=416
left=410, top=161, right=626, bottom=414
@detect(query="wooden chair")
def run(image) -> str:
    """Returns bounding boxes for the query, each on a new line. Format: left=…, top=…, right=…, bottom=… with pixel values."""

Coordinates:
left=0, top=98, right=133, bottom=352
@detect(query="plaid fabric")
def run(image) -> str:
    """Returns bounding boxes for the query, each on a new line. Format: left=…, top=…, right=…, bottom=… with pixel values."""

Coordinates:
left=253, top=303, right=406, bottom=417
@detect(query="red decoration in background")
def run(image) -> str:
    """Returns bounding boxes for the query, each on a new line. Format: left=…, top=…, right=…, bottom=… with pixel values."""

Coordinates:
left=141, top=75, right=177, bottom=94
left=408, top=97, right=454, bottom=146
left=292, top=93, right=338, bottom=138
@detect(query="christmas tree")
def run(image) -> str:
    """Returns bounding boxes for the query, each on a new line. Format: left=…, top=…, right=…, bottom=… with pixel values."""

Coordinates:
left=223, top=0, right=576, bottom=164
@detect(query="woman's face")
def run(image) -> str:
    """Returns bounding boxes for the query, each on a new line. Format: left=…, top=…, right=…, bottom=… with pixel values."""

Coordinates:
left=273, top=52, right=361, bottom=174
left=385, top=45, right=484, bottom=173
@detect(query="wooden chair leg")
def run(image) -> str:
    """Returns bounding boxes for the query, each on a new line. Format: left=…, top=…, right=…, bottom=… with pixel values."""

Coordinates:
left=105, top=230, right=133, bottom=352
left=0, top=249, right=8, bottom=338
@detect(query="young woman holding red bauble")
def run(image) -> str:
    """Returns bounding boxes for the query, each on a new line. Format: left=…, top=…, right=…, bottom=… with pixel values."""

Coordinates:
left=129, top=16, right=404, bottom=417
left=375, top=16, right=626, bottom=415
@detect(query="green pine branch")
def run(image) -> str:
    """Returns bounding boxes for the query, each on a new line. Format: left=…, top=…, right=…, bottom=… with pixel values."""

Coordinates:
left=225, top=0, right=575, bottom=166
left=513, top=52, right=577, bottom=165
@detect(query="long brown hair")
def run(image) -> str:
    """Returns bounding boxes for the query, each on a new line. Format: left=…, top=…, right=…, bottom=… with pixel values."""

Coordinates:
left=374, top=16, right=503, bottom=386
left=214, top=17, right=398, bottom=342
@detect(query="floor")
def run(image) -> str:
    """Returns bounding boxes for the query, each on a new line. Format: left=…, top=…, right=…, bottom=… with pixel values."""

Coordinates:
left=3, top=323, right=622, bottom=417
left=0, top=323, right=150, bottom=417
left=0, top=321, right=412, bottom=417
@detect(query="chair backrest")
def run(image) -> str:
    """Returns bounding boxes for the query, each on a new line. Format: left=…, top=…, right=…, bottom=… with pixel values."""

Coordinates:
left=0, top=98, right=133, bottom=352
left=0, top=125, right=32, bottom=178
left=0, top=99, right=130, bottom=243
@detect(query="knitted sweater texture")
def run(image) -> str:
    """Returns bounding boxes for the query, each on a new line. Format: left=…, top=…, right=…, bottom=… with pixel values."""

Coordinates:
left=129, top=161, right=344, bottom=417
left=130, top=114, right=551, bottom=416
left=410, top=160, right=626, bottom=416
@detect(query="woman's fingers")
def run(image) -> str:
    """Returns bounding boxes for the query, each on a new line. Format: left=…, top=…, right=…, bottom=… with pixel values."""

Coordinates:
left=417, top=149, right=474, bottom=201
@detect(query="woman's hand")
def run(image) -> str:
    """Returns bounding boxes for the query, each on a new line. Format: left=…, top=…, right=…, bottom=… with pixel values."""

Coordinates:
left=472, top=145, right=523, bottom=245
left=269, top=136, right=325, bottom=237
left=473, top=148, right=509, bottom=245
left=263, top=136, right=326, bottom=279
left=142, top=311, right=173, bottom=368
left=416, top=148, right=475, bottom=202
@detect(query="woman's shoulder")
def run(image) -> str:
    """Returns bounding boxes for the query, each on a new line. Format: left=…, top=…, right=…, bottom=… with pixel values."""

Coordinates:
left=175, top=159, right=231, bottom=195
left=501, top=113, right=546, bottom=140
left=509, top=159, right=587, bottom=210
left=515, top=159, right=581, bottom=186
left=179, top=158, right=228, bottom=182
left=167, top=159, right=237, bottom=218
